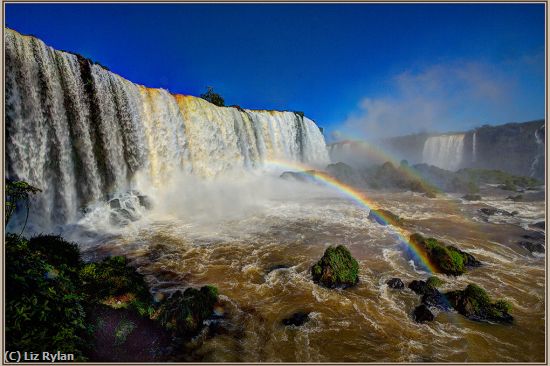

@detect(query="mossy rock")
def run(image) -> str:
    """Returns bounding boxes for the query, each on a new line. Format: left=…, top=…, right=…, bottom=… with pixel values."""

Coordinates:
left=368, top=209, right=403, bottom=227
left=156, top=286, right=218, bottom=337
left=311, top=245, right=359, bottom=288
left=410, top=234, right=480, bottom=276
left=445, top=284, right=513, bottom=323
left=426, top=276, right=444, bottom=288
left=462, top=194, right=481, bottom=201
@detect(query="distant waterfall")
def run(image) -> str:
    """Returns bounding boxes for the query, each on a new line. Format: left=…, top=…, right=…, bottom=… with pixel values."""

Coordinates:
left=529, top=125, right=545, bottom=178
left=5, top=28, right=329, bottom=228
left=422, top=134, right=465, bottom=171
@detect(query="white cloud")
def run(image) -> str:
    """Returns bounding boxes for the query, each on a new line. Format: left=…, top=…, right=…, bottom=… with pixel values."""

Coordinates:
left=339, top=60, right=517, bottom=140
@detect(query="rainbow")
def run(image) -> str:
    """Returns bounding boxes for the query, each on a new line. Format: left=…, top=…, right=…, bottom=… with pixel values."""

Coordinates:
left=266, top=159, right=439, bottom=273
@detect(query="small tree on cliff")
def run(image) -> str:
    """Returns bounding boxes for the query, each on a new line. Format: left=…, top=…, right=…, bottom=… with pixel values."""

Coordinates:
left=200, top=86, right=225, bottom=107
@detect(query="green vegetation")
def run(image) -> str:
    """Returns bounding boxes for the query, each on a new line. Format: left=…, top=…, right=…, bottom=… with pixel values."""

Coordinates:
left=200, top=86, right=225, bottom=107
left=426, top=276, right=445, bottom=288
left=410, top=233, right=479, bottom=276
left=5, top=179, right=41, bottom=231
left=311, top=245, right=359, bottom=288
left=456, top=168, right=541, bottom=190
left=6, top=234, right=89, bottom=360
left=445, top=284, right=513, bottom=323
left=113, top=319, right=136, bottom=346
left=6, top=180, right=219, bottom=360
left=156, top=286, right=219, bottom=336
left=365, top=161, right=438, bottom=196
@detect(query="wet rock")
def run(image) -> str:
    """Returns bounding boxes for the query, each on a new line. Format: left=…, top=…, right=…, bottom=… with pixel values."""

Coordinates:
left=518, top=241, right=545, bottom=254
left=387, top=278, right=404, bottom=289
left=479, top=207, right=513, bottom=216
left=156, top=285, right=219, bottom=337
left=462, top=194, right=481, bottom=201
left=423, top=191, right=437, bottom=198
left=311, top=245, right=359, bottom=288
left=267, top=264, right=290, bottom=273
left=426, top=276, right=444, bottom=288
left=109, top=198, right=121, bottom=209
left=282, top=311, right=310, bottom=326
left=280, top=170, right=323, bottom=183
left=412, top=305, right=434, bottom=323
left=408, top=280, right=430, bottom=295
left=530, top=221, right=545, bottom=230
left=368, top=209, right=404, bottom=227
left=421, top=288, right=451, bottom=311
left=138, top=195, right=153, bottom=210
left=506, top=194, right=523, bottom=202
left=445, top=284, right=513, bottom=324
left=522, top=231, right=545, bottom=241
left=409, top=233, right=480, bottom=276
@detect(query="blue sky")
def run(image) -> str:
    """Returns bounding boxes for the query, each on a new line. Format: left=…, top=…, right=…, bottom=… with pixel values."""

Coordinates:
left=5, top=3, right=545, bottom=141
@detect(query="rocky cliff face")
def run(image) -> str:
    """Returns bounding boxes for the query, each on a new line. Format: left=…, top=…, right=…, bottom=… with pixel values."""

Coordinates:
left=329, top=120, right=545, bottom=180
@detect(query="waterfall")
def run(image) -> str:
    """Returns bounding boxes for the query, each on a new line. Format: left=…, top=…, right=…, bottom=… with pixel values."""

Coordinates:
left=422, top=134, right=465, bottom=171
left=5, top=28, right=329, bottom=229
left=529, top=125, right=545, bottom=178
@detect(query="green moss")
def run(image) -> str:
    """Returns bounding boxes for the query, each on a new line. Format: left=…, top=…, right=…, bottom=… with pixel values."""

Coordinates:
left=410, top=234, right=470, bottom=276
left=446, top=284, right=513, bottom=323
left=426, top=276, right=444, bottom=288
left=156, top=286, right=219, bottom=337
left=113, top=319, right=135, bottom=346
left=311, top=245, right=359, bottom=288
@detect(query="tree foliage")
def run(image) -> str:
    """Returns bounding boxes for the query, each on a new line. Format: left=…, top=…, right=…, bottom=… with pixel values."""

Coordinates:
left=200, top=86, right=225, bottom=107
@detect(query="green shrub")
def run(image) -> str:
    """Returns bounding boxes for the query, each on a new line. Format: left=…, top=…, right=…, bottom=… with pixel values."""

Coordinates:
left=200, top=86, right=225, bottom=107
left=79, top=256, right=150, bottom=304
left=5, top=234, right=88, bottom=360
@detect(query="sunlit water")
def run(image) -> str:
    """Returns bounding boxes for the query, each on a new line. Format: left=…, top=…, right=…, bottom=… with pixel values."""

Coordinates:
left=70, top=178, right=544, bottom=362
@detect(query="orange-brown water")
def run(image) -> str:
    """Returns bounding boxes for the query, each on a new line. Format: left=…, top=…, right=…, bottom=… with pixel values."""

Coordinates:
left=83, top=189, right=545, bottom=362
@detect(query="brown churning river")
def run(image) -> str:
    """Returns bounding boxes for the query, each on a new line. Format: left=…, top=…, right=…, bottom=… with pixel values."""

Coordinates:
left=82, top=188, right=545, bottom=362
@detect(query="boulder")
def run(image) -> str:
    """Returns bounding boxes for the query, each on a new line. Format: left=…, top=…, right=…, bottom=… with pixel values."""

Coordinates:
left=479, top=207, right=513, bottom=216
left=311, top=245, right=359, bottom=288
left=506, top=194, right=523, bottom=202
left=421, top=289, right=451, bottom=311
left=409, top=233, right=480, bottom=276
left=387, top=278, right=404, bottom=289
left=518, top=241, right=545, bottom=254
left=412, top=305, right=434, bottom=323
left=530, top=221, right=545, bottom=230
left=426, top=276, right=444, bottom=288
left=156, top=286, right=219, bottom=337
left=280, top=170, right=322, bottom=183
left=408, top=280, right=431, bottom=295
left=368, top=209, right=404, bottom=227
left=267, top=264, right=290, bottom=273
left=282, top=311, right=310, bottom=327
left=138, top=195, right=153, bottom=210
left=462, top=194, right=481, bottom=201
left=445, top=284, right=513, bottom=323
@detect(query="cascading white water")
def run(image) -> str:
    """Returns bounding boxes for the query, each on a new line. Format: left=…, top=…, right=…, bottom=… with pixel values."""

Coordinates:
left=422, top=134, right=465, bottom=171
left=5, top=28, right=329, bottom=230
left=529, top=125, right=545, bottom=178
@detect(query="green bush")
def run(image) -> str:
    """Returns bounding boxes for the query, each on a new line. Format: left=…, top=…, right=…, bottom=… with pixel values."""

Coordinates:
left=5, top=234, right=88, bottom=360
left=199, top=86, right=225, bottom=107
left=426, top=276, right=444, bottom=288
